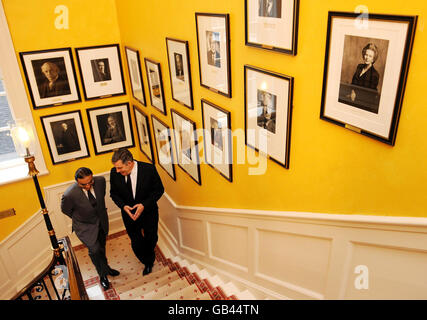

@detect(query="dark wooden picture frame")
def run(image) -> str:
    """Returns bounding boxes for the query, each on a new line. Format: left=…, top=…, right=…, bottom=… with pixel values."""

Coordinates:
left=125, top=46, right=146, bottom=106
left=133, top=105, right=155, bottom=163
left=40, top=110, right=90, bottom=164
left=171, top=109, right=201, bottom=185
left=151, top=114, right=176, bottom=180
left=166, top=38, right=194, bottom=110
left=195, top=13, right=231, bottom=97
left=320, top=12, right=417, bottom=146
left=75, top=44, right=126, bottom=100
left=245, top=0, right=299, bottom=55
left=244, top=65, right=294, bottom=169
left=19, top=47, right=81, bottom=109
left=201, top=99, right=232, bottom=182
left=144, top=58, right=167, bottom=115
left=86, top=103, right=135, bottom=155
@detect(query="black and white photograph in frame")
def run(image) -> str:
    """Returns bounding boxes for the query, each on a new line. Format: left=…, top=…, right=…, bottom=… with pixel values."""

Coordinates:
left=133, top=105, right=154, bottom=163
left=144, top=58, right=167, bottom=115
left=19, top=48, right=81, bottom=109
left=245, top=0, right=299, bottom=55
left=201, top=99, right=232, bottom=182
left=40, top=110, right=89, bottom=164
left=245, top=65, right=293, bottom=169
left=320, top=12, right=417, bottom=145
left=125, top=46, right=146, bottom=106
left=151, top=115, right=176, bottom=180
left=195, top=13, right=231, bottom=97
left=171, top=109, right=201, bottom=185
left=75, top=44, right=126, bottom=100
left=86, top=103, right=135, bottom=155
left=166, top=38, right=194, bottom=109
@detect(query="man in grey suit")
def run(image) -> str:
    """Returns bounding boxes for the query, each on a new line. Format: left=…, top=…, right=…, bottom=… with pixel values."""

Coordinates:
left=61, top=167, right=120, bottom=290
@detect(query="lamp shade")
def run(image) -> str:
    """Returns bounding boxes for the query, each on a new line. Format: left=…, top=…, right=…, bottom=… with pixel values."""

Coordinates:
left=9, top=120, right=35, bottom=157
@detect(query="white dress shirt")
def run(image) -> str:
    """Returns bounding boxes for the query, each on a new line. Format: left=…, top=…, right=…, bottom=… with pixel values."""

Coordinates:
left=83, top=187, right=96, bottom=199
left=127, top=161, right=138, bottom=199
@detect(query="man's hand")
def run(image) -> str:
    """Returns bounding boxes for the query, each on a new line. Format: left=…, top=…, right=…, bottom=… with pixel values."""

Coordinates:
left=132, top=203, right=144, bottom=221
left=123, top=204, right=144, bottom=221
left=123, top=205, right=134, bottom=219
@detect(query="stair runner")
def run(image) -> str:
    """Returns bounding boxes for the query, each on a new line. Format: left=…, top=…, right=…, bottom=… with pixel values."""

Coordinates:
left=84, top=246, right=257, bottom=300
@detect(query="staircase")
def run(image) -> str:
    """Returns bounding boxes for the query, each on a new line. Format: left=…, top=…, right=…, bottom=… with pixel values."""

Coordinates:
left=112, top=249, right=258, bottom=300
left=74, top=232, right=262, bottom=300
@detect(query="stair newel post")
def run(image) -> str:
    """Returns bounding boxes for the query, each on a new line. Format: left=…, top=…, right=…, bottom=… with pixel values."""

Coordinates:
left=25, top=155, right=65, bottom=265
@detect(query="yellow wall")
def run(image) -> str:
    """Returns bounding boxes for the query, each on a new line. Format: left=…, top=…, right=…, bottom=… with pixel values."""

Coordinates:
left=1, top=0, right=426, bottom=241
left=0, top=0, right=140, bottom=241
left=115, top=0, right=427, bottom=217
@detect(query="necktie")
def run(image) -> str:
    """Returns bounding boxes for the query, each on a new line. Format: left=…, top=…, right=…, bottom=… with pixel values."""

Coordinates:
left=126, top=175, right=133, bottom=199
left=88, top=189, right=97, bottom=208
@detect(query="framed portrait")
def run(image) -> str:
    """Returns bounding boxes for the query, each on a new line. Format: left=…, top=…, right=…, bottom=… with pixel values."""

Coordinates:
left=166, top=38, right=194, bottom=109
left=245, top=65, right=294, bottom=168
left=144, top=58, right=167, bottom=115
left=75, top=44, right=126, bottom=100
left=320, top=12, right=417, bottom=146
left=171, top=109, right=201, bottom=185
left=125, top=46, right=146, bottom=106
left=40, top=110, right=89, bottom=164
left=133, top=105, right=154, bottom=163
left=195, top=13, right=231, bottom=97
left=245, top=0, right=299, bottom=55
left=201, top=99, right=232, bottom=182
left=151, top=115, right=176, bottom=180
left=19, top=48, right=81, bottom=109
left=86, top=103, right=135, bottom=155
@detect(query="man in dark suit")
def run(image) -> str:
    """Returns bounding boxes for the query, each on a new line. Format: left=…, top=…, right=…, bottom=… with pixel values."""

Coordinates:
left=110, top=148, right=164, bottom=276
left=56, top=122, right=80, bottom=155
left=206, top=31, right=221, bottom=68
left=92, top=59, right=111, bottom=82
left=259, top=0, right=281, bottom=18
left=61, top=167, right=120, bottom=290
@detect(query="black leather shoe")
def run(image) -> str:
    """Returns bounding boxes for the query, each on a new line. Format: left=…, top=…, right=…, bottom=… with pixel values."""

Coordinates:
left=100, top=276, right=110, bottom=290
left=142, top=265, right=153, bottom=276
left=108, top=268, right=120, bottom=276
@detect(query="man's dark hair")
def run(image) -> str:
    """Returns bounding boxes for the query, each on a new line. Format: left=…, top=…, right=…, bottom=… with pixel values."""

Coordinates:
left=112, top=148, right=133, bottom=164
left=75, top=167, right=93, bottom=180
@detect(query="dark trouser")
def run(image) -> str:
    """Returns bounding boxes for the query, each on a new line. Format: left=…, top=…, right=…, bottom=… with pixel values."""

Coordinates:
left=85, top=228, right=110, bottom=278
left=122, top=210, right=159, bottom=267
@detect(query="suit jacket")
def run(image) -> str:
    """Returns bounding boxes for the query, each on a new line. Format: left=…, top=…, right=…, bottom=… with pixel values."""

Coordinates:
left=103, top=126, right=125, bottom=144
left=110, top=161, right=164, bottom=216
left=61, top=176, right=108, bottom=247
left=39, top=75, right=71, bottom=98
left=207, top=50, right=221, bottom=68
left=352, top=64, right=379, bottom=90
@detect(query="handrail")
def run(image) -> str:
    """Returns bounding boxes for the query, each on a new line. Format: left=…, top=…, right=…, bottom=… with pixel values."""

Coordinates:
left=11, top=236, right=88, bottom=300
left=62, top=236, right=89, bottom=300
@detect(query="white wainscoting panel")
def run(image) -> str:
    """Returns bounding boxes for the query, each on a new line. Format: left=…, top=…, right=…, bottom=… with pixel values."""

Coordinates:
left=255, top=229, right=332, bottom=299
left=343, top=241, right=427, bottom=299
left=178, top=217, right=205, bottom=256
left=207, top=222, right=249, bottom=272
left=0, top=209, right=52, bottom=299
left=156, top=197, right=427, bottom=300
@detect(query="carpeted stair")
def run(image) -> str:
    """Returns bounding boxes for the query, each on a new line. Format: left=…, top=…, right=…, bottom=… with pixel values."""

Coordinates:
left=114, top=249, right=257, bottom=300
